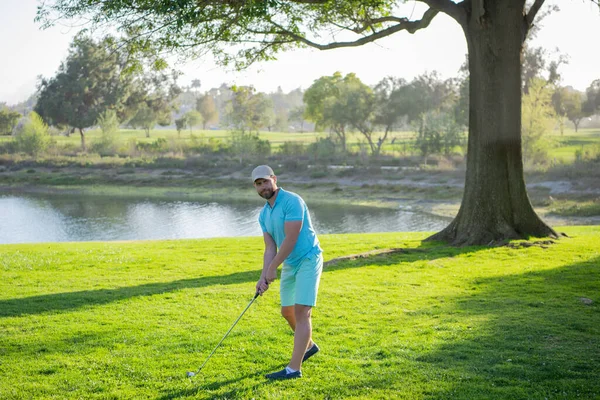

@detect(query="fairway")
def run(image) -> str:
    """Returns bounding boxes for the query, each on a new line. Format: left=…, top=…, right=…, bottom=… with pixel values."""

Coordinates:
left=1, top=228, right=599, bottom=399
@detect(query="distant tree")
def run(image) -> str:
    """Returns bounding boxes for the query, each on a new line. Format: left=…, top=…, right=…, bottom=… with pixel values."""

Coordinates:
left=552, top=87, right=586, bottom=133
left=35, top=35, right=132, bottom=150
left=304, top=72, right=348, bottom=151
left=263, top=106, right=276, bottom=132
left=175, top=115, right=188, bottom=137
left=340, top=74, right=385, bottom=156
left=288, top=105, right=306, bottom=133
left=191, top=79, right=201, bottom=98
left=196, top=93, right=219, bottom=129
left=126, top=71, right=181, bottom=137
left=0, top=108, right=22, bottom=135
left=128, top=103, right=159, bottom=138
left=583, top=79, right=600, bottom=116
left=225, top=86, right=273, bottom=133
left=184, top=110, right=203, bottom=133
left=373, top=76, right=407, bottom=136
left=273, top=109, right=288, bottom=132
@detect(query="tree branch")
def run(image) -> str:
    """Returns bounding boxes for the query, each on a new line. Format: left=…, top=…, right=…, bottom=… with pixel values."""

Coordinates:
left=348, top=16, right=410, bottom=34
left=271, top=8, right=439, bottom=51
left=418, top=0, right=465, bottom=23
left=526, top=0, right=546, bottom=27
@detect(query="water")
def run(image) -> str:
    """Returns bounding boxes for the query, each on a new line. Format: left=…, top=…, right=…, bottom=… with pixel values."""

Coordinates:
left=0, top=193, right=450, bottom=244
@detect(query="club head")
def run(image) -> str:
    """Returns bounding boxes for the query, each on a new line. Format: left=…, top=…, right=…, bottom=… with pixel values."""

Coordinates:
left=186, top=371, right=196, bottom=378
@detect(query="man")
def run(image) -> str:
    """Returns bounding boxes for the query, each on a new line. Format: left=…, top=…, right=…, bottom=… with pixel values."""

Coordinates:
left=252, top=165, right=323, bottom=380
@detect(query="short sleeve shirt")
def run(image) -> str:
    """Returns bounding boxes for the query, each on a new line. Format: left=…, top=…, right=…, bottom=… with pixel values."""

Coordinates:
left=258, top=188, right=322, bottom=268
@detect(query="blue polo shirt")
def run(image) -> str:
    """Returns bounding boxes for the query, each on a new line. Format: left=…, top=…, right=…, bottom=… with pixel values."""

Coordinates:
left=258, top=188, right=322, bottom=268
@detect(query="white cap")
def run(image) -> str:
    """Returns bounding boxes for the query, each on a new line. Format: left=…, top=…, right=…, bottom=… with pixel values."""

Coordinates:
left=251, top=165, right=275, bottom=182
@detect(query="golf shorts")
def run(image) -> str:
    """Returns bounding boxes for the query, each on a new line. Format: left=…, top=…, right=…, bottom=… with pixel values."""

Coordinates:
left=280, top=251, right=323, bottom=307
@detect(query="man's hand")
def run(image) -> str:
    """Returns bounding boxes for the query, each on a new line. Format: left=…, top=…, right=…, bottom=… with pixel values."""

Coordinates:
left=256, top=277, right=269, bottom=295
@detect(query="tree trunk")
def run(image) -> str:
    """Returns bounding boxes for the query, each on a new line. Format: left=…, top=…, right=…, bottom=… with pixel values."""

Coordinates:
left=79, top=128, right=86, bottom=151
left=428, top=0, right=557, bottom=246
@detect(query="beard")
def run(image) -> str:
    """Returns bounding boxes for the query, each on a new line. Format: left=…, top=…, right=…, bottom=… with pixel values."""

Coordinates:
left=259, top=188, right=276, bottom=200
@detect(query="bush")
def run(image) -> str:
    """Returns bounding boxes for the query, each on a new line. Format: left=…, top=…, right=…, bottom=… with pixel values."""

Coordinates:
left=227, top=131, right=271, bottom=163
left=307, top=137, right=338, bottom=162
left=416, top=111, right=465, bottom=158
left=14, top=112, right=52, bottom=156
left=575, top=145, right=600, bottom=163
left=90, top=110, right=120, bottom=156
left=278, top=141, right=306, bottom=157
left=136, top=138, right=169, bottom=154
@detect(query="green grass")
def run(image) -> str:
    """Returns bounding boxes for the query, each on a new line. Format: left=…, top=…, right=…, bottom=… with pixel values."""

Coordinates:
left=548, top=128, right=600, bottom=163
left=549, top=199, right=600, bottom=217
left=1, top=227, right=599, bottom=399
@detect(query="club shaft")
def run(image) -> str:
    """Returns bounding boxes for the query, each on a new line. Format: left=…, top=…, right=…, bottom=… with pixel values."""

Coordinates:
left=193, top=293, right=259, bottom=374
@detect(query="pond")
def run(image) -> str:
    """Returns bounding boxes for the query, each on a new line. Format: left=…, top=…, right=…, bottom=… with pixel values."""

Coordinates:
left=0, top=193, right=451, bottom=244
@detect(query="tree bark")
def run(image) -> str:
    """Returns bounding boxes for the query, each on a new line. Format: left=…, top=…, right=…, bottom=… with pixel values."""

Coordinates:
left=78, top=128, right=86, bottom=151
left=427, top=0, right=557, bottom=246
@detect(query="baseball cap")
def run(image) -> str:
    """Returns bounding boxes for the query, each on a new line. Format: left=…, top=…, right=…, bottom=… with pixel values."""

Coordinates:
left=251, top=165, right=275, bottom=182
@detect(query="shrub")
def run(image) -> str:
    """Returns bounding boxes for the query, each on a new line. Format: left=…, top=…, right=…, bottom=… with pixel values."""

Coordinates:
left=227, top=131, right=271, bottom=163
left=307, top=137, right=338, bottom=163
left=416, top=111, right=465, bottom=158
left=136, top=138, right=169, bottom=154
left=278, top=141, right=306, bottom=157
left=14, top=112, right=52, bottom=156
left=90, top=110, right=119, bottom=156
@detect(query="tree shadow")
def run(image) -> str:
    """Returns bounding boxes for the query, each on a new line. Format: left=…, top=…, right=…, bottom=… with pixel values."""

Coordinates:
left=394, top=255, right=600, bottom=398
left=157, top=368, right=275, bottom=400
left=0, top=241, right=488, bottom=318
left=0, top=270, right=258, bottom=318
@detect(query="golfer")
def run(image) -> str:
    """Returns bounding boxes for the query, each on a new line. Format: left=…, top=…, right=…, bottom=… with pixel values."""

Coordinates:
left=252, top=165, right=323, bottom=380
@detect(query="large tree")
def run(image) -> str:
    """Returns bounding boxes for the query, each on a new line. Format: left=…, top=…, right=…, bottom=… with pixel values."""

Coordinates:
left=35, top=35, right=132, bottom=150
left=38, top=0, right=598, bottom=245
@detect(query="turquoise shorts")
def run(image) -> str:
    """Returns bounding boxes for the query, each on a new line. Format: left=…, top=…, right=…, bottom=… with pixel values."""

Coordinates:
left=280, top=252, right=323, bottom=307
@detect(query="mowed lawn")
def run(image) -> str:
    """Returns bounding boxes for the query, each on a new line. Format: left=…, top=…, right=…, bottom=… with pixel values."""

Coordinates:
left=0, top=227, right=599, bottom=399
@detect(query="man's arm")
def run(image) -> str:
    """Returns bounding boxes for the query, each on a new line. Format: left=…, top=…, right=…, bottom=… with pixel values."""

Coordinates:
left=265, top=220, right=302, bottom=283
left=261, top=232, right=277, bottom=279
left=256, top=232, right=277, bottom=294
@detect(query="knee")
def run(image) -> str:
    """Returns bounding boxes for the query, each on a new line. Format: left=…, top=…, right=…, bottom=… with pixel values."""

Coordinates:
left=281, top=307, right=294, bottom=320
left=294, top=305, right=312, bottom=322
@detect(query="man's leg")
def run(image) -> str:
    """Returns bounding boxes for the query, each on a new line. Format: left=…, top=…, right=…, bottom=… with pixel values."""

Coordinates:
left=288, top=304, right=312, bottom=371
left=281, top=306, right=296, bottom=330
left=281, top=306, right=315, bottom=351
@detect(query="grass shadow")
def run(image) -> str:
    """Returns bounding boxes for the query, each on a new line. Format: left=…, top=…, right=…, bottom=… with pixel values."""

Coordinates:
left=0, top=241, right=491, bottom=318
left=0, top=270, right=259, bottom=318
left=158, top=369, right=272, bottom=400
left=402, top=255, right=600, bottom=398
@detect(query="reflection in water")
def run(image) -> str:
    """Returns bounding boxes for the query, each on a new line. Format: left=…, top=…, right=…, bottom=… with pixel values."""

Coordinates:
left=0, top=194, right=450, bottom=244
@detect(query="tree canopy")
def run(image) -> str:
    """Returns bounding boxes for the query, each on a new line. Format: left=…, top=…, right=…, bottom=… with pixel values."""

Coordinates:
left=35, top=35, right=132, bottom=149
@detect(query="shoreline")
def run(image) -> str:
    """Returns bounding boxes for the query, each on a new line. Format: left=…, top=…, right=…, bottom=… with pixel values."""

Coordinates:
left=2, top=164, right=600, bottom=227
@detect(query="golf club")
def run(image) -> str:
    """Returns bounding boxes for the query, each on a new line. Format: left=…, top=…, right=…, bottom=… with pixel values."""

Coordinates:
left=186, top=291, right=260, bottom=379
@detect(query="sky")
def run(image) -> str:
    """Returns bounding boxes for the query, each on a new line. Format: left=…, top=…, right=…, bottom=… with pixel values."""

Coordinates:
left=1, top=0, right=599, bottom=105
